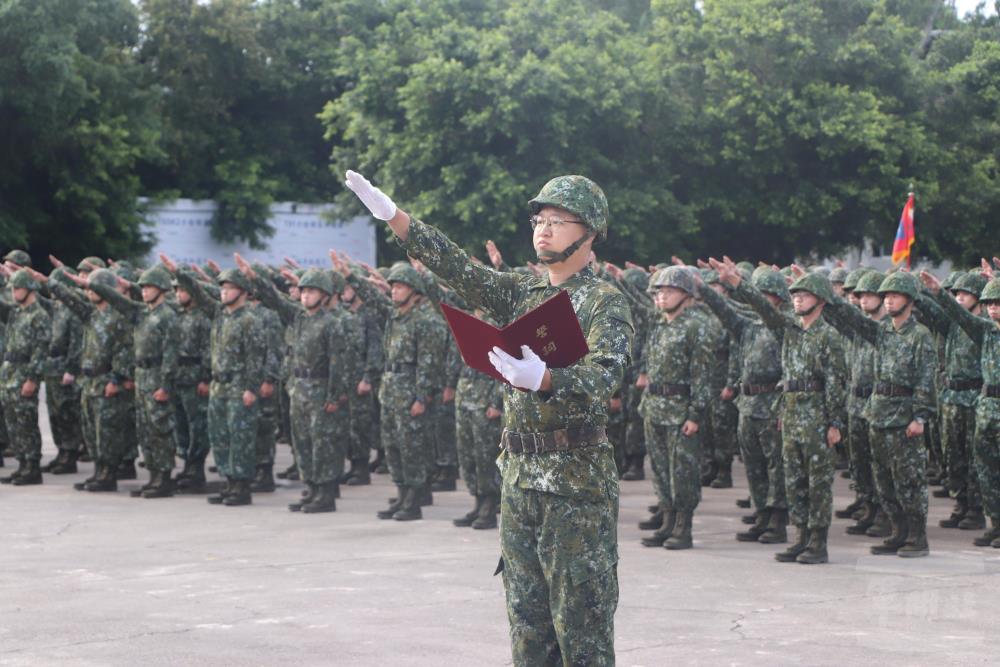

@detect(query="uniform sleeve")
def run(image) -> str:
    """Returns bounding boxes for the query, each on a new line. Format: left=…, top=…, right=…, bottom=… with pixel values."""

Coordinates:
left=687, top=316, right=714, bottom=423
left=824, top=327, right=849, bottom=430
left=913, top=292, right=950, bottom=336
left=348, top=272, right=393, bottom=323
left=50, top=281, right=93, bottom=322
left=913, top=329, right=938, bottom=423
left=735, top=281, right=792, bottom=341
left=89, top=281, right=143, bottom=321
left=822, top=294, right=880, bottom=346
left=325, top=317, right=348, bottom=405
left=934, top=290, right=992, bottom=346
left=241, top=312, right=267, bottom=394
left=415, top=312, right=447, bottom=403
left=362, top=312, right=384, bottom=384
left=252, top=274, right=300, bottom=326
left=700, top=284, right=749, bottom=339
left=176, top=269, right=219, bottom=317
left=26, top=309, right=51, bottom=383
left=159, top=312, right=179, bottom=394
left=110, top=318, right=132, bottom=386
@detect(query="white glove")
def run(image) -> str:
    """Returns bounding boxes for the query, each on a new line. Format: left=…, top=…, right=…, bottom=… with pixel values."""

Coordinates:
left=344, top=170, right=397, bottom=221
left=488, top=345, right=546, bottom=392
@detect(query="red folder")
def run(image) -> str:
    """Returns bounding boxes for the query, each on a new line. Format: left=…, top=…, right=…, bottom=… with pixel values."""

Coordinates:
left=440, top=290, right=590, bottom=386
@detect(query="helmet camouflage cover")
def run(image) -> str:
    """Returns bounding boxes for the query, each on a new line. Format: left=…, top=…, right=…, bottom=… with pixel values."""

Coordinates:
left=979, top=278, right=1000, bottom=303
left=853, top=271, right=887, bottom=295
left=298, top=268, right=334, bottom=296
left=528, top=175, right=609, bottom=241
left=788, top=272, right=835, bottom=303
left=216, top=268, right=251, bottom=293
left=648, top=266, right=695, bottom=295
left=952, top=272, right=988, bottom=299
left=386, top=264, right=425, bottom=294
left=8, top=269, right=37, bottom=291
left=137, top=266, right=173, bottom=291
left=877, top=271, right=920, bottom=300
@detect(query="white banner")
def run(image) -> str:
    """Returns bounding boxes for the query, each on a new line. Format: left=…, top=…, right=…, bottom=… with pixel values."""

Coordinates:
left=142, top=199, right=377, bottom=269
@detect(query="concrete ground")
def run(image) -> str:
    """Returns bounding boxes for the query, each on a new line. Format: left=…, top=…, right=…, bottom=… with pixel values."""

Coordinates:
left=2, top=403, right=999, bottom=665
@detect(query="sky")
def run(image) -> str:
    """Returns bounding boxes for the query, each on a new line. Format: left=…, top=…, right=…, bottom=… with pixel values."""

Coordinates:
left=953, top=0, right=997, bottom=17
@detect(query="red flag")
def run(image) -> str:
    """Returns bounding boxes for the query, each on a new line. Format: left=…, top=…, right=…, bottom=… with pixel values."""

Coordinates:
left=891, top=193, right=915, bottom=268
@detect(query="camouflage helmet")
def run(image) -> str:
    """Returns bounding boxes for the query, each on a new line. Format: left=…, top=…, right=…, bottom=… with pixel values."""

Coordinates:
left=329, top=270, right=346, bottom=294
left=112, top=264, right=137, bottom=282
left=216, top=268, right=251, bottom=292
left=298, top=268, right=334, bottom=295
left=752, top=268, right=790, bottom=301
left=828, top=267, right=849, bottom=284
left=8, top=269, right=37, bottom=291
left=50, top=266, right=77, bottom=287
left=700, top=269, right=720, bottom=284
left=854, top=270, right=887, bottom=295
left=736, top=261, right=755, bottom=275
left=137, top=266, right=173, bottom=292
left=4, top=250, right=31, bottom=267
left=622, top=267, right=649, bottom=292
left=941, top=271, right=964, bottom=291
left=528, top=175, right=608, bottom=242
left=877, top=271, right=920, bottom=300
left=843, top=267, right=870, bottom=292
left=648, top=266, right=696, bottom=295
left=87, top=268, right=120, bottom=290
left=953, top=272, right=988, bottom=299
left=386, top=264, right=425, bottom=294
left=77, top=256, right=107, bottom=272
left=788, top=272, right=835, bottom=303
left=979, top=278, right=1000, bottom=303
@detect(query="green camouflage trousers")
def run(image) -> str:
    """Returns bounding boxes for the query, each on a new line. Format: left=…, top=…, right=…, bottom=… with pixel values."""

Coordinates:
left=80, top=380, right=132, bottom=466
left=456, top=408, right=502, bottom=498
left=349, top=379, right=380, bottom=461
left=848, top=414, right=877, bottom=504
left=782, top=431, right=834, bottom=529
left=208, top=393, right=258, bottom=481
left=941, top=403, right=981, bottom=508
left=45, top=378, right=83, bottom=451
left=380, top=384, right=430, bottom=487
left=2, top=386, right=41, bottom=462
left=705, top=397, right=738, bottom=466
left=624, top=384, right=646, bottom=457
left=123, top=388, right=138, bottom=462
left=498, top=445, right=618, bottom=667
left=974, top=410, right=1000, bottom=520
left=136, top=390, right=176, bottom=473
left=607, top=399, right=626, bottom=470
left=645, top=419, right=702, bottom=512
left=435, top=397, right=459, bottom=468
left=739, top=414, right=786, bottom=511
left=870, top=426, right=928, bottom=522
left=255, top=394, right=278, bottom=466
left=173, top=385, right=210, bottom=463
left=289, top=380, right=349, bottom=484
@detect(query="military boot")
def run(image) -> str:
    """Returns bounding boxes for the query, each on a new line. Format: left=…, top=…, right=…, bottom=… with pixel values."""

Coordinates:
left=223, top=479, right=252, bottom=506
left=431, top=466, right=458, bottom=492
left=289, top=482, right=317, bottom=512
left=0, top=444, right=13, bottom=458
left=130, top=471, right=158, bottom=497
left=277, top=463, right=299, bottom=481
left=12, top=459, right=42, bottom=485
left=846, top=502, right=877, bottom=535
left=758, top=509, right=789, bottom=544
left=337, top=460, right=355, bottom=485
left=377, top=486, right=406, bottom=519
left=621, top=454, right=645, bottom=481
left=641, top=510, right=677, bottom=547
left=835, top=496, right=865, bottom=520
left=50, top=449, right=79, bottom=475
left=454, top=496, right=483, bottom=527
left=207, top=478, right=234, bottom=505
left=700, top=461, right=718, bottom=487
left=372, top=449, right=388, bottom=474
left=710, top=463, right=733, bottom=489
left=250, top=464, right=276, bottom=493
left=664, top=511, right=693, bottom=550
left=866, top=508, right=892, bottom=537
left=639, top=506, right=664, bottom=531
left=736, top=496, right=752, bottom=509
left=41, top=449, right=68, bottom=473
left=117, top=459, right=138, bottom=480
left=472, top=496, right=499, bottom=529
left=870, top=514, right=909, bottom=555
left=346, top=458, right=371, bottom=486
left=392, top=486, right=423, bottom=521
left=74, top=468, right=99, bottom=491
left=897, top=516, right=929, bottom=558
left=939, top=501, right=967, bottom=528
left=931, top=486, right=950, bottom=498
left=176, top=459, right=207, bottom=493
left=974, top=517, right=1000, bottom=547
left=958, top=506, right=986, bottom=530
left=741, top=513, right=757, bottom=525
left=796, top=526, right=829, bottom=564
left=775, top=525, right=810, bottom=562
left=84, top=463, right=117, bottom=492
left=0, top=458, right=26, bottom=484
left=302, top=482, right=337, bottom=513
left=419, top=484, right=433, bottom=507
left=78, top=449, right=93, bottom=463
left=736, top=509, right=771, bottom=542
left=141, top=470, right=175, bottom=498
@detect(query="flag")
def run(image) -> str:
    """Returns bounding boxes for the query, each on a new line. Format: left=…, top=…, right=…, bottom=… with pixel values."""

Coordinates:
left=891, top=193, right=915, bottom=268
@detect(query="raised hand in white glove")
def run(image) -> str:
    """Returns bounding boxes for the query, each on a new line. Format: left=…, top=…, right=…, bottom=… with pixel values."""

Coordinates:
left=344, top=170, right=397, bottom=221
left=488, top=345, right=546, bottom=392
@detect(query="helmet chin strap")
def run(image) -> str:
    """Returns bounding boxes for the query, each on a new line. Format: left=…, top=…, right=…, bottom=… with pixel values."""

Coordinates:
left=536, top=231, right=595, bottom=265
left=796, top=299, right=821, bottom=317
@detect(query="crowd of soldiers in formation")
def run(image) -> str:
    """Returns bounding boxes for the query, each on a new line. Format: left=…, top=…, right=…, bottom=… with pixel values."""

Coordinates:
left=3, top=243, right=1000, bottom=562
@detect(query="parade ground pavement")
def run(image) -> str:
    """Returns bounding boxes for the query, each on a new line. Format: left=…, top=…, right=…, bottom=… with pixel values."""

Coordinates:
left=2, top=401, right=999, bottom=665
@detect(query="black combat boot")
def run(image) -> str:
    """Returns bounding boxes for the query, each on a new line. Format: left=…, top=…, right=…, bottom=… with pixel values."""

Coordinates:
left=758, top=509, right=789, bottom=544
left=974, top=517, right=1000, bottom=547
left=142, top=470, right=176, bottom=498
left=846, top=502, right=877, bottom=535
left=78, top=448, right=93, bottom=463
left=222, top=479, right=252, bottom=506
left=897, top=516, right=929, bottom=558
left=419, top=484, right=433, bottom=507
left=289, top=482, right=317, bottom=512
left=835, top=496, right=865, bottom=519
left=85, top=463, right=118, bottom=492
left=939, top=501, right=967, bottom=528
left=664, top=511, right=693, bottom=550
left=710, top=463, right=733, bottom=489
left=277, top=463, right=299, bottom=480
left=737, top=509, right=771, bottom=542
left=700, top=461, right=718, bottom=487
left=931, top=486, right=950, bottom=498
left=117, top=459, right=138, bottom=480
left=250, top=464, right=276, bottom=493
left=641, top=510, right=677, bottom=547
left=870, top=514, right=909, bottom=555
left=12, top=459, right=42, bottom=485
left=453, top=496, right=482, bottom=527
left=302, top=482, right=337, bottom=513
left=50, top=449, right=79, bottom=475
left=736, top=496, right=752, bottom=509
left=346, top=458, right=371, bottom=486
left=207, top=478, right=233, bottom=505
left=130, top=471, right=158, bottom=497
left=74, top=464, right=99, bottom=490
left=958, top=506, right=986, bottom=530
left=431, top=466, right=458, bottom=492
left=866, top=508, right=892, bottom=537
left=741, top=513, right=757, bottom=525
left=0, top=458, right=26, bottom=484
left=639, top=506, right=664, bottom=531
left=796, top=526, right=829, bottom=564
left=392, top=486, right=423, bottom=521
left=176, top=459, right=207, bottom=493
left=472, top=496, right=499, bottom=530
left=377, top=486, right=406, bottom=519
left=41, top=449, right=68, bottom=473
left=621, top=454, right=645, bottom=481
left=775, top=525, right=810, bottom=562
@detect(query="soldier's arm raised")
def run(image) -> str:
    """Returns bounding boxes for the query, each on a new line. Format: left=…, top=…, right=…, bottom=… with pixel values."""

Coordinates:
left=49, top=280, right=92, bottom=321
left=699, top=283, right=749, bottom=339
left=821, top=293, right=879, bottom=346
left=921, top=271, right=991, bottom=346
left=88, top=277, right=143, bottom=320
left=175, top=267, right=217, bottom=314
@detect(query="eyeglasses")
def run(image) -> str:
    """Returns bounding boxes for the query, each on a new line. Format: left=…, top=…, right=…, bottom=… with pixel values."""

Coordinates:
left=529, top=215, right=582, bottom=231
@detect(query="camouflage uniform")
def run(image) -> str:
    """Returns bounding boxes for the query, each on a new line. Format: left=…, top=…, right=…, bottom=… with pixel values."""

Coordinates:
left=399, top=201, right=632, bottom=665
left=455, top=361, right=504, bottom=502
left=347, top=287, right=386, bottom=468
left=251, top=301, right=284, bottom=476
left=694, top=298, right=739, bottom=486
left=612, top=269, right=652, bottom=477
left=44, top=282, right=84, bottom=459
left=172, top=298, right=212, bottom=467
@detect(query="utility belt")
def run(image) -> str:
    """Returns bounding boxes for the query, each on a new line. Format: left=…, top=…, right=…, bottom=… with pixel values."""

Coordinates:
left=385, top=362, right=415, bottom=374
left=212, top=371, right=237, bottom=384
left=81, top=366, right=111, bottom=378
left=874, top=382, right=913, bottom=398
left=501, top=426, right=607, bottom=455
left=741, top=382, right=779, bottom=396
left=293, top=367, right=327, bottom=380
left=946, top=378, right=983, bottom=392
left=983, top=385, right=1000, bottom=399
left=784, top=379, right=825, bottom=393
left=853, top=384, right=873, bottom=398
left=136, top=357, right=162, bottom=370
left=177, top=356, right=201, bottom=367
left=646, top=383, right=690, bottom=397
left=3, top=352, right=28, bottom=364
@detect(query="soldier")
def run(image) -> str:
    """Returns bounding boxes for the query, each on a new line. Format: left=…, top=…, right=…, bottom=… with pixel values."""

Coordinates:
left=168, top=257, right=266, bottom=507
left=346, top=169, right=632, bottom=665
left=618, top=268, right=651, bottom=481
left=248, top=282, right=284, bottom=494
left=0, top=269, right=51, bottom=485
left=88, top=266, right=179, bottom=498
left=713, top=258, right=847, bottom=565
left=824, top=271, right=937, bottom=558
left=171, top=273, right=212, bottom=491
left=700, top=267, right=788, bottom=544
left=635, top=266, right=712, bottom=550
left=696, top=270, right=738, bottom=489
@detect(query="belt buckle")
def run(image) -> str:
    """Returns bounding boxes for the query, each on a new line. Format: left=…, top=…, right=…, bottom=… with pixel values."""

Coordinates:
left=526, top=433, right=541, bottom=455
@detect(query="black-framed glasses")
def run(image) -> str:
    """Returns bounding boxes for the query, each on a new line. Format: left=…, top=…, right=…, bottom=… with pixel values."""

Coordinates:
left=529, top=215, right=582, bottom=231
